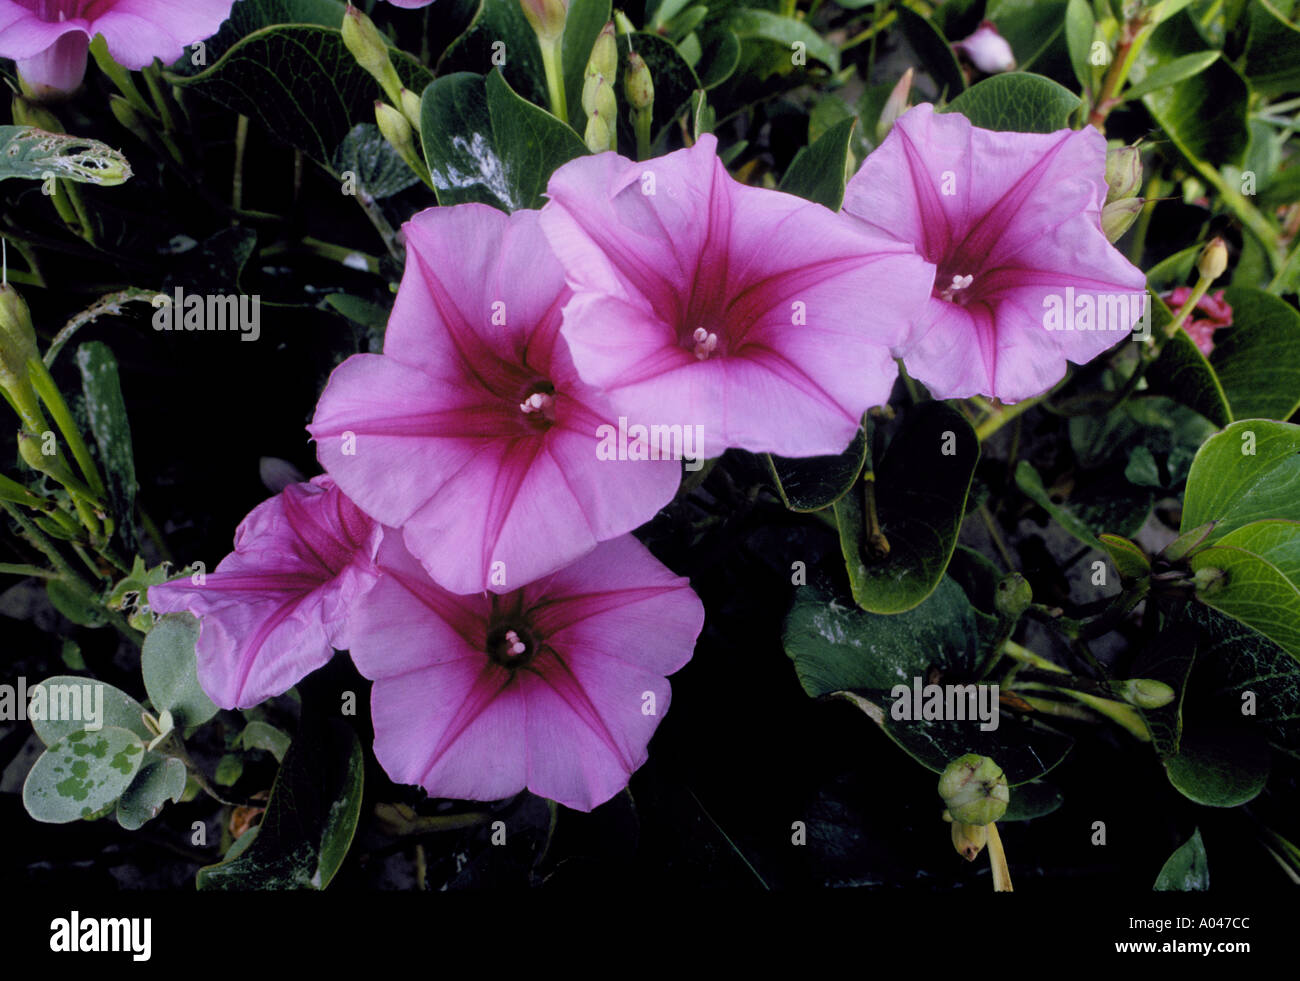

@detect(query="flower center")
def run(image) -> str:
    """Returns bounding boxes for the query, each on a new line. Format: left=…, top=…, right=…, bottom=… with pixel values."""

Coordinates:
left=517, top=381, right=557, bottom=427
left=936, top=273, right=976, bottom=305
left=486, top=623, right=536, bottom=668
left=689, top=327, right=719, bottom=361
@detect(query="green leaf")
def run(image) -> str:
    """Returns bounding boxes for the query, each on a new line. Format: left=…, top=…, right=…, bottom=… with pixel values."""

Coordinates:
left=197, top=718, right=364, bottom=890
left=1210, top=288, right=1300, bottom=422
left=171, top=0, right=348, bottom=72
left=325, top=293, right=391, bottom=329
left=116, top=754, right=187, bottom=831
left=778, top=115, right=856, bottom=210
left=1131, top=609, right=1198, bottom=757
left=784, top=578, right=1071, bottom=784
left=894, top=6, right=965, bottom=98
left=1098, top=533, right=1151, bottom=581
left=1014, top=459, right=1101, bottom=550
left=215, top=753, right=244, bottom=786
left=1242, top=0, right=1300, bottom=99
left=1002, top=781, right=1064, bottom=821
left=697, top=28, right=742, bottom=89
left=984, top=0, right=1071, bottom=76
left=171, top=24, right=432, bottom=165
left=331, top=123, right=420, bottom=200
left=439, top=0, right=551, bottom=109
left=1181, top=420, right=1300, bottom=539
left=236, top=720, right=292, bottom=762
left=940, top=72, right=1081, bottom=133
left=1154, top=828, right=1209, bottom=890
left=835, top=402, right=979, bottom=614
left=1189, top=528, right=1300, bottom=663
left=1064, top=0, right=1097, bottom=93
left=766, top=421, right=867, bottom=512
left=75, top=341, right=138, bottom=553
left=1121, top=51, right=1220, bottom=102
left=725, top=10, right=840, bottom=72
left=1164, top=722, right=1270, bottom=807
left=1145, top=324, right=1232, bottom=428
left=142, top=613, right=219, bottom=728
left=0, top=126, right=131, bottom=185
left=419, top=70, right=588, bottom=212
left=23, top=726, right=145, bottom=824
left=29, top=675, right=152, bottom=746
left=46, top=579, right=107, bottom=628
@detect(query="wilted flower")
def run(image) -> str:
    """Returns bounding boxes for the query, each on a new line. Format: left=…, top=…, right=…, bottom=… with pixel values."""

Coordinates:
left=0, top=0, right=235, bottom=97
left=843, top=104, right=1147, bottom=402
left=147, top=476, right=381, bottom=709
left=349, top=533, right=704, bottom=812
left=952, top=21, right=1016, bottom=75
left=539, top=134, right=935, bottom=459
left=309, top=204, right=680, bottom=597
left=1161, top=287, right=1233, bottom=356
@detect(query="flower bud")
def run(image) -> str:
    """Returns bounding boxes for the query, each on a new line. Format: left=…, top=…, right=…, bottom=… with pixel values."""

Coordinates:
left=1104, top=144, right=1143, bottom=204
left=876, top=67, right=913, bottom=145
left=399, top=87, right=422, bottom=130
left=519, top=0, right=569, bottom=43
left=584, top=112, right=613, bottom=154
left=624, top=52, right=654, bottom=113
left=343, top=4, right=404, bottom=104
left=587, top=21, right=618, bottom=82
left=953, top=21, right=1016, bottom=75
left=951, top=820, right=989, bottom=862
left=1118, top=678, right=1175, bottom=709
left=938, top=754, right=1009, bottom=826
left=1193, top=564, right=1226, bottom=595
left=0, top=283, right=39, bottom=391
left=11, top=94, right=63, bottom=133
left=1197, top=237, right=1228, bottom=282
left=994, top=572, right=1032, bottom=619
left=1101, top=197, right=1143, bottom=243
left=584, top=76, right=616, bottom=124
left=375, top=100, right=415, bottom=158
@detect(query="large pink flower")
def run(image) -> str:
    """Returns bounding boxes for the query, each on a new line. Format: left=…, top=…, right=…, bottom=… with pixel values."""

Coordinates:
left=539, top=134, right=935, bottom=460
left=349, top=533, right=704, bottom=812
left=147, top=476, right=381, bottom=710
left=308, top=204, right=680, bottom=597
left=843, top=103, right=1147, bottom=402
left=0, top=0, right=235, bottom=96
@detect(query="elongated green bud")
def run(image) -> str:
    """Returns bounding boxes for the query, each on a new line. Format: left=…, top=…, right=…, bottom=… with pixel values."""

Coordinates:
left=584, top=112, right=613, bottom=154
left=1198, top=237, right=1228, bottom=282
left=1101, top=197, right=1143, bottom=243
left=587, top=21, right=618, bottom=82
left=624, top=51, right=654, bottom=112
left=399, top=87, right=422, bottom=130
left=343, top=4, right=404, bottom=105
left=583, top=76, right=616, bottom=123
left=1117, top=678, right=1175, bottom=709
left=375, top=100, right=415, bottom=157
left=938, top=754, right=1009, bottom=826
left=1104, top=144, right=1142, bottom=204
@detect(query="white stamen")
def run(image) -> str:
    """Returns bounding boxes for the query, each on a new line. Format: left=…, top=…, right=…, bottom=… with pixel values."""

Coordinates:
left=519, top=392, right=554, bottom=414
left=504, top=630, right=526, bottom=656
left=938, top=273, right=976, bottom=303
left=692, top=329, right=719, bottom=360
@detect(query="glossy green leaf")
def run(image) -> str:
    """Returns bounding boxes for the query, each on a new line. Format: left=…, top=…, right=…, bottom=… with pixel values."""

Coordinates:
left=1242, top=0, right=1300, bottom=99
left=1002, top=781, right=1064, bottom=822
left=940, top=72, right=1081, bottom=133
left=331, top=123, right=420, bottom=200
left=1209, top=288, right=1300, bottom=422
left=1190, top=526, right=1300, bottom=663
left=1154, top=828, right=1209, bottom=890
left=1164, top=722, right=1270, bottom=807
left=23, top=726, right=145, bottom=824
left=984, top=0, right=1070, bottom=74
left=778, top=115, right=856, bottom=210
left=835, top=401, right=979, bottom=614
left=894, top=6, right=965, bottom=98
left=1064, top=0, right=1097, bottom=92
left=171, top=24, right=433, bottom=165
left=1181, top=420, right=1300, bottom=539
left=325, top=293, right=390, bottom=329
left=697, top=29, right=742, bottom=89
left=75, top=341, right=137, bottom=553
left=766, top=421, right=867, bottom=512
left=30, top=675, right=152, bottom=746
left=1121, top=51, right=1220, bottom=102
left=419, top=70, right=587, bottom=212
left=236, top=720, right=292, bottom=762
left=1130, top=608, right=1198, bottom=758
left=197, top=718, right=364, bottom=890
left=1145, top=327, right=1232, bottom=428
left=725, top=10, right=840, bottom=72
left=1099, top=533, right=1151, bottom=581
left=142, top=613, right=219, bottom=728
left=116, top=754, right=187, bottom=831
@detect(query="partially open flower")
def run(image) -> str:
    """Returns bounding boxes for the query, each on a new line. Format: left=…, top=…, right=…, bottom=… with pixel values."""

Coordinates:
left=952, top=21, right=1016, bottom=75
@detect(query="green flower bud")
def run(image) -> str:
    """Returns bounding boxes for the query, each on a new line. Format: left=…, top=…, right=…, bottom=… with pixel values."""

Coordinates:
left=343, top=4, right=404, bottom=105
left=588, top=78, right=616, bottom=124
left=994, top=572, right=1032, bottom=619
left=951, top=820, right=989, bottom=862
left=587, top=21, right=618, bottom=82
left=1118, top=678, right=1175, bottom=709
left=938, top=754, right=1009, bottom=827
left=399, top=87, right=422, bottom=130
left=519, top=0, right=569, bottom=43
left=11, top=94, right=63, bottom=133
left=624, top=51, right=654, bottom=112
left=1104, top=144, right=1142, bottom=204
left=1197, top=237, right=1228, bottom=282
left=1193, top=564, right=1227, bottom=595
left=375, top=100, right=415, bottom=158
left=1101, top=197, right=1143, bottom=243
left=584, top=112, right=613, bottom=154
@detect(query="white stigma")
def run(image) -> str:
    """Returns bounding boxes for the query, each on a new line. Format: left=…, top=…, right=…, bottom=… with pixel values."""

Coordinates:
left=692, top=327, right=719, bottom=360
left=519, top=392, right=554, bottom=414
left=504, top=630, right=527, bottom=657
left=938, top=273, right=976, bottom=303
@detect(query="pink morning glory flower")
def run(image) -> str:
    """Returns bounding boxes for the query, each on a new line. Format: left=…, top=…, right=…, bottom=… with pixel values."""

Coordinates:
left=0, top=0, right=235, bottom=97
left=348, top=532, right=704, bottom=812
left=539, top=134, right=936, bottom=460
left=843, top=103, right=1148, bottom=403
left=308, top=204, right=680, bottom=597
left=1161, top=286, right=1233, bottom=356
left=147, top=476, right=382, bottom=710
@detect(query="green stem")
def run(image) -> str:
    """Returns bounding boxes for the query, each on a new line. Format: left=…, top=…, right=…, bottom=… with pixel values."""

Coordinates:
left=1001, top=639, right=1150, bottom=741
left=539, top=36, right=568, bottom=125
left=633, top=107, right=653, bottom=162
left=0, top=562, right=54, bottom=578
left=26, top=358, right=107, bottom=500
left=974, top=394, right=1043, bottom=442
left=1267, top=235, right=1300, bottom=295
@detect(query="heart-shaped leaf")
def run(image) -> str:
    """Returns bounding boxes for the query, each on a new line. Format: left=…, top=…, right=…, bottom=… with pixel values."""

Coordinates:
left=1181, top=420, right=1300, bottom=540
left=940, top=72, right=1081, bottom=133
